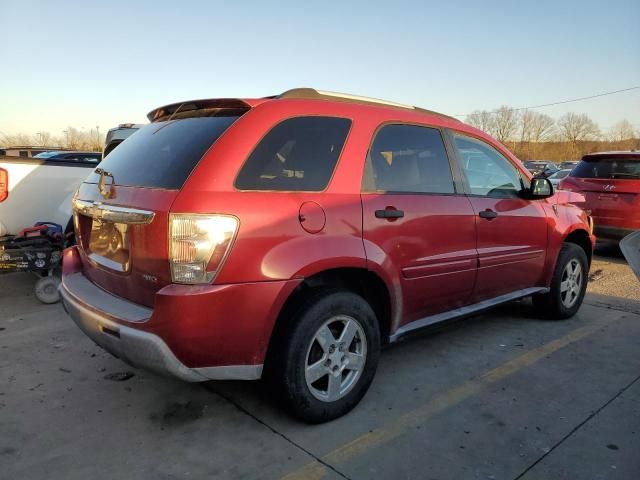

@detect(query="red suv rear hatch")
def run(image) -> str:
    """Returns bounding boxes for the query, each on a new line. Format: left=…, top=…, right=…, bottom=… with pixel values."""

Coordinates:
left=562, top=153, right=640, bottom=230
left=74, top=100, right=249, bottom=307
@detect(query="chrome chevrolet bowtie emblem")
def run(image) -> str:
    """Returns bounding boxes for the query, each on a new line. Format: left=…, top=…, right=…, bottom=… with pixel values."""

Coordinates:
left=95, top=168, right=115, bottom=199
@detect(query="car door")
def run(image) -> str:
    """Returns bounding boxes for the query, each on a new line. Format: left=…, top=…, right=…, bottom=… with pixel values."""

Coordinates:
left=361, top=124, right=477, bottom=324
left=449, top=131, right=548, bottom=302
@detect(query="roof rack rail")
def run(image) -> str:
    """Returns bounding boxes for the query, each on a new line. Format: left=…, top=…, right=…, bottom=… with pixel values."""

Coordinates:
left=277, top=88, right=459, bottom=122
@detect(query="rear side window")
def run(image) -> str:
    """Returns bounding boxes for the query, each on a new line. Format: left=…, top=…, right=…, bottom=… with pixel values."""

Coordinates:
left=235, top=116, right=351, bottom=191
left=572, top=157, right=640, bottom=179
left=85, top=115, right=241, bottom=189
left=363, top=124, right=454, bottom=194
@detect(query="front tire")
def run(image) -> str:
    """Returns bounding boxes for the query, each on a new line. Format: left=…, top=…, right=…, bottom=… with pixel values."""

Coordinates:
left=533, top=243, right=588, bottom=319
left=271, top=290, right=380, bottom=423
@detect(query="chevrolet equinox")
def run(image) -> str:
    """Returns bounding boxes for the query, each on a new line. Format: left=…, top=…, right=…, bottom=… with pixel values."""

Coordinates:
left=61, top=88, right=595, bottom=423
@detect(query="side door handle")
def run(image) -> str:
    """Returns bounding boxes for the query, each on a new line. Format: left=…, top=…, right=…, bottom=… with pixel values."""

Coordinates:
left=375, top=207, right=405, bottom=219
left=478, top=209, right=498, bottom=220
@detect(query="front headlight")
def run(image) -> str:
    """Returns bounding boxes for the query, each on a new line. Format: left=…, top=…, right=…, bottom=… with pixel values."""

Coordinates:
left=169, top=213, right=239, bottom=284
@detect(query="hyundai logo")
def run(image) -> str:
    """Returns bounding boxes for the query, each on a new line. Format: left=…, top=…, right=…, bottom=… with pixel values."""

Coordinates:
left=603, top=184, right=616, bottom=191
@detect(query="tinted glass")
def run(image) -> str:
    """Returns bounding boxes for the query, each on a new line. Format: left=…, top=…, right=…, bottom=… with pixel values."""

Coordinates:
left=51, top=153, right=101, bottom=165
left=34, top=151, right=58, bottom=158
left=363, top=124, right=454, bottom=194
left=453, top=134, right=522, bottom=198
left=235, top=116, right=351, bottom=191
left=85, top=115, right=240, bottom=189
left=572, top=157, right=640, bottom=179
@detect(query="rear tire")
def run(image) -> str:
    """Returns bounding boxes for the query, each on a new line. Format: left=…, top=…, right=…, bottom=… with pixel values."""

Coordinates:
left=270, top=289, right=380, bottom=423
left=533, top=243, right=588, bottom=319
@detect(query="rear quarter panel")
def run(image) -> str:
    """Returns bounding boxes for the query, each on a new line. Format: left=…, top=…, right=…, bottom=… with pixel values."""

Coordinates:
left=173, top=100, right=387, bottom=284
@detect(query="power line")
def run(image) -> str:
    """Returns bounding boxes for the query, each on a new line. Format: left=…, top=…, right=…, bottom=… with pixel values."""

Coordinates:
left=454, top=86, right=640, bottom=117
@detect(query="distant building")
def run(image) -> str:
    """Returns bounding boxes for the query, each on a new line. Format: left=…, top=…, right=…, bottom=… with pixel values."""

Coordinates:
left=0, top=146, right=71, bottom=158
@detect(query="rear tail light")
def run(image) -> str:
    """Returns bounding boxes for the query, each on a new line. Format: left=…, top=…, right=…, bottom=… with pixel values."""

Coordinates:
left=169, top=214, right=239, bottom=284
left=0, top=168, right=7, bottom=202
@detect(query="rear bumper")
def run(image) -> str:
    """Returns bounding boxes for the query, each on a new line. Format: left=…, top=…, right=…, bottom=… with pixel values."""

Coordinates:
left=594, top=225, right=637, bottom=241
left=61, top=283, right=216, bottom=381
left=61, top=246, right=299, bottom=382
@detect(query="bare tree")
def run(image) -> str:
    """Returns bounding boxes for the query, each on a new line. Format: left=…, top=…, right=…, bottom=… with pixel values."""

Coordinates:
left=530, top=113, right=556, bottom=142
left=465, top=110, right=495, bottom=136
left=35, top=131, right=52, bottom=146
left=557, top=113, right=600, bottom=143
left=0, top=132, right=35, bottom=146
left=608, top=119, right=636, bottom=142
left=492, top=106, right=519, bottom=144
left=528, top=112, right=556, bottom=158
left=557, top=112, right=600, bottom=158
left=518, top=110, right=535, bottom=143
left=60, top=126, right=104, bottom=151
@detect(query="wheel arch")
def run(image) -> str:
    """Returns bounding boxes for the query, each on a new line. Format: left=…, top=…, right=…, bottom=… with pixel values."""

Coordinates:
left=263, top=267, right=394, bottom=374
left=563, top=228, right=593, bottom=266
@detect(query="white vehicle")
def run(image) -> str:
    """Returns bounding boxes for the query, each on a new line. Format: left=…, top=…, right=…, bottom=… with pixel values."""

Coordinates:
left=0, top=151, right=101, bottom=236
left=548, top=168, right=572, bottom=189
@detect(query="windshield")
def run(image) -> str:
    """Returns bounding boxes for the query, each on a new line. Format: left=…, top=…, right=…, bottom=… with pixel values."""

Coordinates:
left=85, top=115, right=241, bottom=189
left=572, top=157, right=640, bottom=180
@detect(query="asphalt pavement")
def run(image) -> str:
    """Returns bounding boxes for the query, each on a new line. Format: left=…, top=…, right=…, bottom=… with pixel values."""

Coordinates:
left=1, top=252, right=639, bottom=480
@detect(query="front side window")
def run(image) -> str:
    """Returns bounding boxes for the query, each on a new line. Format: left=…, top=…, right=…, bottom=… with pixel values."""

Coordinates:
left=363, top=124, right=454, bottom=194
left=235, top=116, right=351, bottom=191
left=453, top=134, right=522, bottom=198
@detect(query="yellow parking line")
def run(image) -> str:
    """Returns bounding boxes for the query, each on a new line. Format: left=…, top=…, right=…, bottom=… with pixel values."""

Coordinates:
left=281, top=318, right=615, bottom=480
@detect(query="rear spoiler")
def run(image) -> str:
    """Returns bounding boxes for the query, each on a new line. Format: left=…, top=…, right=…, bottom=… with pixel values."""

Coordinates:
left=147, top=99, right=252, bottom=122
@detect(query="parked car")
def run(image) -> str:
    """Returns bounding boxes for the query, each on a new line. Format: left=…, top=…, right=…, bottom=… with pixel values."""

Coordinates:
left=60, top=88, right=595, bottom=423
left=548, top=168, right=572, bottom=188
left=559, top=151, right=640, bottom=241
left=103, top=124, right=144, bottom=157
left=559, top=161, right=579, bottom=170
left=0, top=151, right=101, bottom=236
left=524, top=160, right=560, bottom=177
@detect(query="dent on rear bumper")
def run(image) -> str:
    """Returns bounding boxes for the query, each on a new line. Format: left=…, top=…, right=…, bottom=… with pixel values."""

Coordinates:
left=60, top=277, right=263, bottom=382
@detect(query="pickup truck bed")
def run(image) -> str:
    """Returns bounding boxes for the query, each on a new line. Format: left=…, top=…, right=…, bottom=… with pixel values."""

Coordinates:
left=0, top=155, right=99, bottom=236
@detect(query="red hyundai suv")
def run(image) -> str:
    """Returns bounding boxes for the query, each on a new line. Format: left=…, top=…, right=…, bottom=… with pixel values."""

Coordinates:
left=559, top=151, right=640, bottom=241
left=61, top=88, right=595, bottom=422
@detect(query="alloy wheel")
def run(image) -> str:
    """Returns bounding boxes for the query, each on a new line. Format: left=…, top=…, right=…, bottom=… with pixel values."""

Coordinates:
left=560, top=258, right=583, bottom=308
left=304, top=315, right=367, bottom=402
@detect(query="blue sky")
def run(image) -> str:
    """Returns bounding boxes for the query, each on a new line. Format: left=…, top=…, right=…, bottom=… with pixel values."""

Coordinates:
left=1, top=0, right=639, bottom=136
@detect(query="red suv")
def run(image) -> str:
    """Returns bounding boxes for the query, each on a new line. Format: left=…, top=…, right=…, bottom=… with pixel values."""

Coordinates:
left=559, top=151, right=640, bottom=241
left=61, top=88, right=595, bottom=422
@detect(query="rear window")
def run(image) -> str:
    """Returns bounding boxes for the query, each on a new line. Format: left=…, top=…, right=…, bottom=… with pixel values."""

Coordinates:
left=234, top=116, right=351, bottom=191
left=572, top=157, right=640, bottom=180
left=85, top=115, right=241, bottom=189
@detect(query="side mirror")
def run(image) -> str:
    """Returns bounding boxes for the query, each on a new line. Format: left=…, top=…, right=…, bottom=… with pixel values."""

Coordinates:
left=526, top=177, right=554, bottom=199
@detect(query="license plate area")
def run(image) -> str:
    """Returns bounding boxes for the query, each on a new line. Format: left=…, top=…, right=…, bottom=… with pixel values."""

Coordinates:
left=87, top=218, right=131, bottom=272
